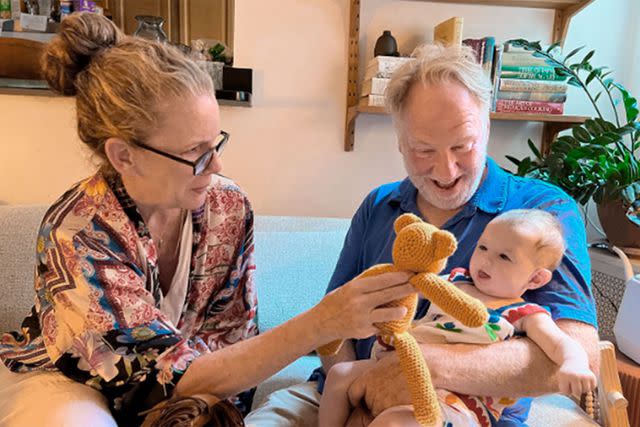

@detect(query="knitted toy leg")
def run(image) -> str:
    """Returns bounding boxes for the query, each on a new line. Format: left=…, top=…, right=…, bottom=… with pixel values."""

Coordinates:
left=410, top=273, right=488, bottom=328
left=394, top=332, right=441, bottom=427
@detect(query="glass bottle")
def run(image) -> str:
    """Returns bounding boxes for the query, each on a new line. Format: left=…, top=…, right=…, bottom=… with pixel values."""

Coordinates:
left=133, top=15, right=167, bottom=43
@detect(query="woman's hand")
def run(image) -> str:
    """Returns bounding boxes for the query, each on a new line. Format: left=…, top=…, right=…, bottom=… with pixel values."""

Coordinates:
left=313, top=272, right=413, bottom=342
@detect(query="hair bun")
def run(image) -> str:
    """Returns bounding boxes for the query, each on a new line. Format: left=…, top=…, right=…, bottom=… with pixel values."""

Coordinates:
left=42, top=12, right=123, bottom=95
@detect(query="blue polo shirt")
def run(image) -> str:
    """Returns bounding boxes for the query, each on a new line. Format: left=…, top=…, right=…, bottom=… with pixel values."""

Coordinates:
left=311, top=157, right=596, bottom=425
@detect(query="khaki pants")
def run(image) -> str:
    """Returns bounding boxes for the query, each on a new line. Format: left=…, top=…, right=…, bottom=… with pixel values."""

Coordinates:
left=0, top=363, right=117, bottom=427
left=245, top=382, right=321, bottom=427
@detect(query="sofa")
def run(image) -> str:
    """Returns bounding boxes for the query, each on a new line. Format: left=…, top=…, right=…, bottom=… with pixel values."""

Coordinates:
left=0, top=205, right=597, bottom=425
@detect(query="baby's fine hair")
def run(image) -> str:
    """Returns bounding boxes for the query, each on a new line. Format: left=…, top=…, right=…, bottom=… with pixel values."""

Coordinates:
left=491, top=209, right=566, bottom=270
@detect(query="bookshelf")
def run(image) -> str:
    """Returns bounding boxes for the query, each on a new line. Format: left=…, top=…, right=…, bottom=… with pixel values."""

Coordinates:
left=344, top=0, right=596, bottom=151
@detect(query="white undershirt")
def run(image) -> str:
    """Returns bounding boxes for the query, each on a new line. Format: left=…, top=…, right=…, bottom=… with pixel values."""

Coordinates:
left=159, top=212, right=193, bottom=326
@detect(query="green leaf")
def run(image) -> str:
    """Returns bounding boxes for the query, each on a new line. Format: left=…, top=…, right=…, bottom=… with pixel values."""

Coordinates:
left=555, top=135, right=581, bottom=148
left=572, top=126, right=592, bottom=142
left=586, top=69, right=599, bottom=86
left=584, top=119, right=604, bottom=135
left=612, top=82, right=639, bottom=123
left=602, top=120, right=618, bottom=132
left=546, top=42, right=561, bottom=54
left=567, top=76, right=582, bottom=88
left=564, top=46, right=585, bottom=63
left=528, top=139, right=542, bottom=160
left=506, top=155, right=521, bottom=167
left=594, top=91, right=603, bottom=103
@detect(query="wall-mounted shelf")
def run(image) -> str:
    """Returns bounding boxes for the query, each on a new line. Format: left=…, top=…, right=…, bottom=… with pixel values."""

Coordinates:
left=351, top=105, right=588, bottom=154
left=344, top=0, right=596, bottom=151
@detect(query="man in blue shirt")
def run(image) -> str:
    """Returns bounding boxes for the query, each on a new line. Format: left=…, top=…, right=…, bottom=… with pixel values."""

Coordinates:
left=246, top=44, right=598, bottom=426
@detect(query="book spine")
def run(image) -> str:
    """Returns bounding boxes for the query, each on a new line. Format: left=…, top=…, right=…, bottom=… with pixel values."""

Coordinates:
left=497, top=91, right=567, bottom=102
left=496, top=99, right=564, bottom=114
left=499, top=78, right=568, bottom=93
left=482, top=36, right=495, bottom=80
left=360, top=95, right=386, bottom=107
left=501, top=52, right=550, bottom=67
left=490, top=44, right=504, bottom=112
left=364, top=57, right=413, bottom=80
left=361, top=78, right=390, bottom=96
left=501, top=69, right=564, bottom=81
left=462, top=38, right=483, bottom=64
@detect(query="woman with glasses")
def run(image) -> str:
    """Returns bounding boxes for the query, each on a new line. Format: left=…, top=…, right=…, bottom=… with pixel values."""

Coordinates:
left=0, top=12, right=413, bottom=427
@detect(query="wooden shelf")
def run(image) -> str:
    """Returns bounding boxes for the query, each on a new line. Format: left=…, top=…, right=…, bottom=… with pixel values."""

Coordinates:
left=355, top=105, right=587, bottom=123
left=352, top=105, right=588, bottom=154
left=425, top=1, right=589, bottom=9
left=343, top=0, right=595, bottom=151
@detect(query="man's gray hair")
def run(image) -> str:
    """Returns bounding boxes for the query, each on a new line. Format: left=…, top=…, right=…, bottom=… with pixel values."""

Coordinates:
left=385, top=43, right=493, bottom=115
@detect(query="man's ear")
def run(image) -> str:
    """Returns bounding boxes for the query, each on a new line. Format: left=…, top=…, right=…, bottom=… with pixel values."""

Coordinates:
left=527, top=268, right=553, bottom=290
left=104, top=137, right=136, bottom=175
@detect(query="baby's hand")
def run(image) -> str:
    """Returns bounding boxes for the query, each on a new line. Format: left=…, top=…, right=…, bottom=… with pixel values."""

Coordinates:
left=558, top=364, right=597, bottom=396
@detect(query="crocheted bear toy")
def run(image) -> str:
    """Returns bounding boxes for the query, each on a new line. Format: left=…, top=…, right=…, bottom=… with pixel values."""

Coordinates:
left=317, top=213, right=489, bottom=426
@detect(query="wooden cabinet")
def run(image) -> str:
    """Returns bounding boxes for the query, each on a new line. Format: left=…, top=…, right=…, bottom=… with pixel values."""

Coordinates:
left=344, top=0, right=595, bottom=151
left=106, top=0, right=233, bottom=49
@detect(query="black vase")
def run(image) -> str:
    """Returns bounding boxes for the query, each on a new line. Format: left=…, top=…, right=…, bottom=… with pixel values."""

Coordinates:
left=374, top=30, right=399, bottom=57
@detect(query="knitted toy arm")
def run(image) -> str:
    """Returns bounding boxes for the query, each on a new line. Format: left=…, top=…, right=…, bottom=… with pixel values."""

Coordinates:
left=316, top=264, right=400, bottom=356
left=410, top=272, right=488, bottom=327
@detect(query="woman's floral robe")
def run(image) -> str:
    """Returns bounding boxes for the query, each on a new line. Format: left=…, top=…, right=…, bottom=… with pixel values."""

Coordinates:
left=0, top=173, right=258, bottom=425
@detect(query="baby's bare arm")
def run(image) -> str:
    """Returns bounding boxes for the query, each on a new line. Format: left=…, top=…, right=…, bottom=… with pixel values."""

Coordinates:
left=521, top=313, right=597, bottom=395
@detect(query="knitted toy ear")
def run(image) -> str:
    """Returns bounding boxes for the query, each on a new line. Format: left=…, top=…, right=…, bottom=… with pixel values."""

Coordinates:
left=394, top=213, right=422, bottom=234
left=433, top=230, right=457, bottom=258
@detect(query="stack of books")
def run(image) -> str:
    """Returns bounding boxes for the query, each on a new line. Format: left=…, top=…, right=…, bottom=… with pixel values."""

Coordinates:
left=494, top=45, right=567, bottom=114
left=462, top=36, right=496, bottom=83
left=360, top=56, right=414, bottom=107
left=460, top=36, right=505, bottom=113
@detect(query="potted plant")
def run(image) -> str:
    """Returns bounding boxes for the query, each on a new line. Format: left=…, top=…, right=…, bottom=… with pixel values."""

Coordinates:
left=505, top=39, right=640, bottom=250
left=192, top=40, right=231, bottom=91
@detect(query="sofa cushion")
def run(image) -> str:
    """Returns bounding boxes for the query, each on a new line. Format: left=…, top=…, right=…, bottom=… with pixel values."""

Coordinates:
left=0, top=205, right=47, bottom=331
left=253, top=216, right=349, bottom=331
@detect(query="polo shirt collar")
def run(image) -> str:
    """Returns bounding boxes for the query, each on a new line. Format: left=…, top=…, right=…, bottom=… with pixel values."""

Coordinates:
left=470, top=156, right=508, bottom=214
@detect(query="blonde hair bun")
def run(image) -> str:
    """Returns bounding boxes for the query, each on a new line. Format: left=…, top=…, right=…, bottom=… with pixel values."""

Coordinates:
left=42, top=12, right=123, bottom=95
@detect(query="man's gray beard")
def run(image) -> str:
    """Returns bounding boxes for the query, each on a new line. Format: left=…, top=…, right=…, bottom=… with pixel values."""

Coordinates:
left=410, top=161, right=485, bottom=211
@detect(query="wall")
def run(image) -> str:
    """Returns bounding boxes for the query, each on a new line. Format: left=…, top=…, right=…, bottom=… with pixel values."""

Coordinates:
left=0, top=0, right=635, bottom=223
left=627, top=0, right=640, bottom=97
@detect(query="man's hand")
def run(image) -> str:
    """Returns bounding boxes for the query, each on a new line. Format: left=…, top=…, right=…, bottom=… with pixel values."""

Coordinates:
left=346, top=353, right=412, bottom=417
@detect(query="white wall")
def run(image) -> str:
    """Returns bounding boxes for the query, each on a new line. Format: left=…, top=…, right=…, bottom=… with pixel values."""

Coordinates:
left=0, top=0, right=636, bottom=222
left=627, top=0, right=640, bottom=97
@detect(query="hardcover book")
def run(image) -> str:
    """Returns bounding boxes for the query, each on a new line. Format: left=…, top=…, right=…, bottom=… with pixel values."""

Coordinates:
left=497, top=90, right=567, bottom=103
left=433, top=17, right=463, bottom=47
left=499, top=78, right=568, bottom=93
left=364, top=56, right=414, bottom=80
left=361, top=77, right=390, bottom=96
left=496, top=99, right=564, bottom=114
left=501, top=65, right=564, bottom=81
left=501, top=52, right=551, bottom=67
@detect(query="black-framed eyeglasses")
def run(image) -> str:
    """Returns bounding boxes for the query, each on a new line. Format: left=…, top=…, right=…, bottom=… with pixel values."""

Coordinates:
left=131, top=131, right=230, bottom=176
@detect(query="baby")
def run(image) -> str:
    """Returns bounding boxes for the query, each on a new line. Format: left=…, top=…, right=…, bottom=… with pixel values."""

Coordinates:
left=319, top=209, right=597, bottom=427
